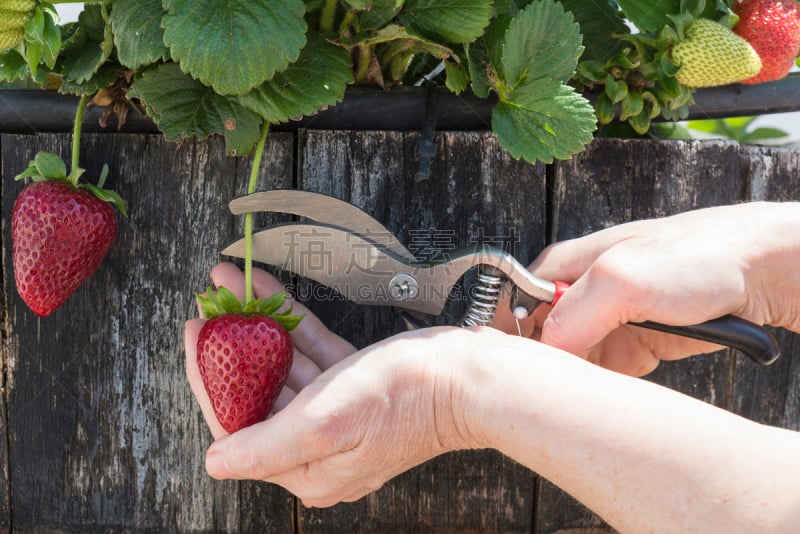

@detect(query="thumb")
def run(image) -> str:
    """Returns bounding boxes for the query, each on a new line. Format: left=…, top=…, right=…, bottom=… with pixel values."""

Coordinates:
left=539, top=270, right=629, bottom=360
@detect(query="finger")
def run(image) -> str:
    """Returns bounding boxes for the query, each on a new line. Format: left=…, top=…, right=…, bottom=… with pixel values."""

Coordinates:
left=271, top=386, right=296, bottom=413
left=205, top=405, right=346, bottom=481
left=285, top=349, right=324, bottom=392
left=209, top=262, right=247, bottom=299
left=530, top=220, right=650, bottom=282
left=538, top=261, right=633, bottom=359
left=184, top=318, right=228, bottom=439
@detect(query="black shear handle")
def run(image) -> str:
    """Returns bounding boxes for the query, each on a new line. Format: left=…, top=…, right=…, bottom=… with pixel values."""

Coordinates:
left=635, top=316, right=780, bottom=366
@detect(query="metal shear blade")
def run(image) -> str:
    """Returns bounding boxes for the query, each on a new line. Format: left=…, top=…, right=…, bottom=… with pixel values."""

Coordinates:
left=222, top=221, right=557, bottom=317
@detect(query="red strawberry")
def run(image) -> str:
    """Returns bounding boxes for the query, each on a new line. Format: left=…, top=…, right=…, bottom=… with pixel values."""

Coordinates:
left=196, top=287, right=303, bottom=433
left=12, top=153, right=125, bottom=317
left=733, top=0, right=800, bottom=84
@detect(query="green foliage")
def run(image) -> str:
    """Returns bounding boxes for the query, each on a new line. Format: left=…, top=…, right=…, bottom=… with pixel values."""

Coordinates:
left=197, top=287, right=304, bottom=330
left=687, top=116, right=790, bottom=144
left=0, top=0, right=779, bottom=163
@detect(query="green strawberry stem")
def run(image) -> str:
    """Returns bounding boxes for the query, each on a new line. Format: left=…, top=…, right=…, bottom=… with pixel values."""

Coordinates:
left=244, top=121, right=270, bottom=306
left=320, top=0, right=337, bottom=34
left=69, top=93, right=89, bottom=187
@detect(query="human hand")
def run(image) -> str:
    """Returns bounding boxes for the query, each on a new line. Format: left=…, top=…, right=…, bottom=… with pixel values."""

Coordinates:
left=495, top=202, right=800, bottom=375
left=185, top=262, right=357, bottom=439
left=185, top=263, right=483, bottom=506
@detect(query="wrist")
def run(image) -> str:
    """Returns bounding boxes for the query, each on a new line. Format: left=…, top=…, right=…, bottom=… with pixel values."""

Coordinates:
left=743, top=201, right=800, bottom=331
left=430, top=327, right=540, bottom=452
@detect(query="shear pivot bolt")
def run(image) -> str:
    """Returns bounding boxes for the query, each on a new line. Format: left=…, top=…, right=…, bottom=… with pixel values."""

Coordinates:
left=389, top=274, right=419, bottom=302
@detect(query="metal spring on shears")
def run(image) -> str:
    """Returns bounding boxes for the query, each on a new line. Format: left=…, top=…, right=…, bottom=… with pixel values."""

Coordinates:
left=459, top=269, right=504, bottom=327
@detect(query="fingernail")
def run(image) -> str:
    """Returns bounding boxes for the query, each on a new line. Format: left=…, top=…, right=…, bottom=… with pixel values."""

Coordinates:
left=205, top=445, right=231, bottom=479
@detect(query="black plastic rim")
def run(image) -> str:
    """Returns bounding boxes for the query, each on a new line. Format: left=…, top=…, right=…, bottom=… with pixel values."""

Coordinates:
left=2, top=74, right=800, bottom=134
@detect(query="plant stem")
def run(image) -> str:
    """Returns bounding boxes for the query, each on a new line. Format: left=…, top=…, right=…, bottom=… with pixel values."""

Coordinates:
left=320, top=0, right=337, bottom=34
left=244, top=122, right=270, bottom=306
left=355, top=44, right=372, bottom=84
left=70, top=93, right=90, bottom=184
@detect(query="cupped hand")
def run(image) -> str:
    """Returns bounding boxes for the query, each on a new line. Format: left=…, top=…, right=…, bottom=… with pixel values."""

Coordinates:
left=201, top=326, right=478, bottom=508
left=185, top=263, right=479, bottom=507
left=185, top=262, right=357, bottom=439
left=495, top=203, right=799, bottom=376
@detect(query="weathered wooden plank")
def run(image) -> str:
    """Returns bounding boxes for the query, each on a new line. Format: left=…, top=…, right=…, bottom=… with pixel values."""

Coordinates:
left=732, top=146, right=800, bottom=431
left=295, top=129, right=546, bottom=533
left=0, top=132, right=296, bottom=531
left=538, top=138, right=749, bottom=532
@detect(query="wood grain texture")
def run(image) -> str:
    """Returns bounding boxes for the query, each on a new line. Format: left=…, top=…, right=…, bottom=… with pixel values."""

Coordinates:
left=1, top=132, right=296, bottom=532
left=1, top=133, right=798, bottom=533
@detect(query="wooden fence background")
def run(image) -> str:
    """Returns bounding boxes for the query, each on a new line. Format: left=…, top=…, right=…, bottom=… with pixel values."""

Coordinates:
left=1, top=131, right=799, bottom=532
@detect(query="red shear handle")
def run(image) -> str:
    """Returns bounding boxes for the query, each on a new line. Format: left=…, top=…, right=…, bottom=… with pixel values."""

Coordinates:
left=548, top=280, right=780, bottom=366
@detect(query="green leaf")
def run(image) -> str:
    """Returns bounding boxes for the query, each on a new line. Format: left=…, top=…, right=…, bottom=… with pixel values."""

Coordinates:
left=163, top=0, right=307, bottom=95
left=82, top=182, right=128, bottom=217
left=604, top=76, right=628, bottom=103
left=492, top=77, right=596, bottom=164
left=557, top=0, right=629, bottom=63
left=465, top=39, right=492, bottom=98
left=59, top=61, right=120, bottom=96
left=128, top=62, right=263, bottom=156
left=196, top=287, right=223, bottom=317
left=620, top=92, right=644, bottom=121
left=110, top=0, right=169, bottom=70
left=0, top=49, right=28, bottom=82
left=444, top=58, right=468, bottom=94
left=272, top=311, right=305, bottom=332
left=34, top=152, right=67, bottom=180
left=616, top=0, right=681, bottom=32
left=216, top=286, right=244, bottom=312
left=595, top=92, right=616, bottom=125
left=399, top=0, right=492, bottom=44
left=236, top=35, right=351, bottom=124
left=60, top=5, right=114, bottom=84
left=628, top=109, right=651, bottom=135
left=249, top=292, right=287, bottom=316
left=357, top=0, right=404, bottom=31
left=501, top=0, right=583, bottom=86
left=741, top=127, right=789, bottom=143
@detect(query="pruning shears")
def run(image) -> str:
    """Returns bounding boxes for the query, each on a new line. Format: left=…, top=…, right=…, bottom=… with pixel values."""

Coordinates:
left=222, top=190, right=780, bottom=366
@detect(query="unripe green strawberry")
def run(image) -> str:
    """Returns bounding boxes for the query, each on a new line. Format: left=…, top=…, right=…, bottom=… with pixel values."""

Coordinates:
left=671, top=18, right=762, bottom=87
left=3, top=0, right=37, bottom=12
left=0, top=10, right=30, bottom=31
left=0, top=27, right=24, bottom=50
left=733, top=0, right=800, bottom=84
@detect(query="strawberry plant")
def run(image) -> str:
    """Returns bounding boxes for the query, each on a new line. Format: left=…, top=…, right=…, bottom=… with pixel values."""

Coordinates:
left=2, top=0, right=796, bottom=166
left=1, top=0, right=798, bottom=317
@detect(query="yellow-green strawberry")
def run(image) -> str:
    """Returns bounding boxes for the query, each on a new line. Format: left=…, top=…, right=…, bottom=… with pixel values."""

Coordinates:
left=0, top=10, right=31, bottom=31
left=0, top=27, right=24, bottom=50
left=671, top=18, right=762, bottom=87
left=3, top=0, right=37, bottom=12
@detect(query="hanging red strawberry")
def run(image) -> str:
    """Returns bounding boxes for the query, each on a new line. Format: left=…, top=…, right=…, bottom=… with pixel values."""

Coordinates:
left=733, top=0, right=800, bottom=84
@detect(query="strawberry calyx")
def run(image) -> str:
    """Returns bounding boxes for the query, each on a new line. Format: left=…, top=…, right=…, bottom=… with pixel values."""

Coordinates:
left=196, top=286, right=304, bottom=332
left=14, top=151, right=127, bottom=217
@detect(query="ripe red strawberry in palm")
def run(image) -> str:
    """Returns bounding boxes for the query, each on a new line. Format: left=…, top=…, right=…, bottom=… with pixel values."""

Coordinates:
left=733, top=0, right=800, bottom=84
left=12, top=153, right=126, bottom=317
left=196, top=287, right=303, bottom=433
